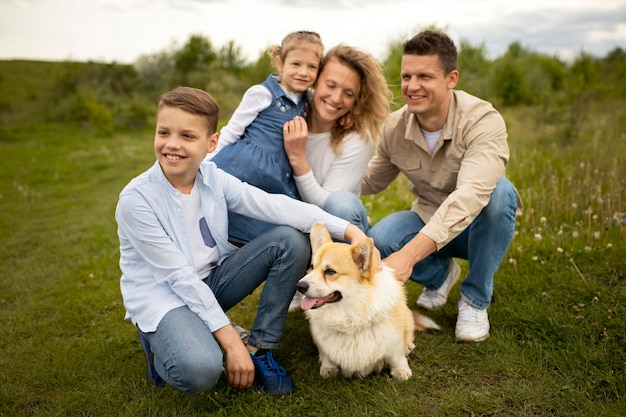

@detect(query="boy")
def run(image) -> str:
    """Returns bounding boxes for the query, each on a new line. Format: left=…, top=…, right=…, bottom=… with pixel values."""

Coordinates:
left=116, top=86, right=368, bottom=395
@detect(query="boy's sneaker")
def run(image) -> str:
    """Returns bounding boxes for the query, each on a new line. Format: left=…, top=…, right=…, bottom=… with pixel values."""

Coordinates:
left=251, top=350, right=294, bottom=395
left=138, top=330, right=165, bottom=387
left=416, top=258, right=461, bottom=310
left=455, top=298, right=490, bottom=342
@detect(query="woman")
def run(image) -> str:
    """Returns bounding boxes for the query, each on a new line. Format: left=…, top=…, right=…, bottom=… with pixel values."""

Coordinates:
left=208, top=44, right=391, bottom=242
left=283, top=44, right=392, bottom=233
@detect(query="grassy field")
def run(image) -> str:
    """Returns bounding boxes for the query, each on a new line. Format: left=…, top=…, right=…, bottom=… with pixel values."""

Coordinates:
left=0, top=61, right=624, bottom=416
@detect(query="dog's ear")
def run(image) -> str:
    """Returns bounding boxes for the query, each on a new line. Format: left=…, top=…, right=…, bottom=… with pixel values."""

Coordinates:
left=310, top=222, right=332, bottom=253
left=352, top=237, right=374, bottom=279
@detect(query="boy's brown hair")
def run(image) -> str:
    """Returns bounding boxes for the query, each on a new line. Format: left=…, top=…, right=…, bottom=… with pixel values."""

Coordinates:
left=158, top=87, right=220, bottom=134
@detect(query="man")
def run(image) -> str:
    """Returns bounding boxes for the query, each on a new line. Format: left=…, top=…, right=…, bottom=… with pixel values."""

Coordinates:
left=362, top=30, right=522, bottom=342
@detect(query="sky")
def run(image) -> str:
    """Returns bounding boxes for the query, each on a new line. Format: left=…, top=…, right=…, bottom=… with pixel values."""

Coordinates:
left=0, top=0, right=625, bottom=65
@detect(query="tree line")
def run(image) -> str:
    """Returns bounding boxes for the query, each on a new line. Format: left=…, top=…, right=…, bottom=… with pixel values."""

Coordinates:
left=46, top=32, right=626, bottom=136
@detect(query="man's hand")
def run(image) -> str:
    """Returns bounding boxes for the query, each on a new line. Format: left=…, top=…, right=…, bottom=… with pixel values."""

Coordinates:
left=383, top=233, right=437, bottom=283
left=382, top=249, right=416, bottom=283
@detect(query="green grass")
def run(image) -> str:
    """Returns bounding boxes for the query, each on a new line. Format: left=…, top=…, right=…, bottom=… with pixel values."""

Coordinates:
left=0, top=61, right=624, bottom=416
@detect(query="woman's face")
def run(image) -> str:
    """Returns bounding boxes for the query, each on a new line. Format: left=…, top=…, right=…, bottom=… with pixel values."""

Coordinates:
left=310, top=58, right=360, bottom=132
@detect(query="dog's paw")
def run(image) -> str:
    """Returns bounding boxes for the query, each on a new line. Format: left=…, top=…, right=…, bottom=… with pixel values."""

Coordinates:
left=390, top=367, right=412, bottom=381
left=406, top=341, right=416, bottom=355
left=320, top=365, right=339, bottom=379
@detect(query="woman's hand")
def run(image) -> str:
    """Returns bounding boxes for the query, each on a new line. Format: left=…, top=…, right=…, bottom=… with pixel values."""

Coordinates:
left=283, top=116, right=311, bottom=176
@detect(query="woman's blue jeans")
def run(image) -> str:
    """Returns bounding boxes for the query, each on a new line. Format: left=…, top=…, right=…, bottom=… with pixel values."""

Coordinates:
left=323, top=190, right=370, bottom=234
left=367, top=177, right=518, bottom=309
left=141, top=225, right=310, bottom=393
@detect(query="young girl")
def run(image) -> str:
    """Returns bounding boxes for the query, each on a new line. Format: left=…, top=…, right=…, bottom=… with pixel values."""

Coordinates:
left=209, top=30, right=324, bottom=244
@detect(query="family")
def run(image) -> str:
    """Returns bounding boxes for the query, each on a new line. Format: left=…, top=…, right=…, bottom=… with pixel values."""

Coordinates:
left=116, top=29, right=522, bottom=396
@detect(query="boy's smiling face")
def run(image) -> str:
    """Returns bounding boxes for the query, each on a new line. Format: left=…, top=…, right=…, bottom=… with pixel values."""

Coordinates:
left=154, top=105, right=218, bottom=194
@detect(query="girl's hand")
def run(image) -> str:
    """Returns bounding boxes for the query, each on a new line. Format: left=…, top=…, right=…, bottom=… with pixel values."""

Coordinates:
left=283, top=116, right=311, bottom=176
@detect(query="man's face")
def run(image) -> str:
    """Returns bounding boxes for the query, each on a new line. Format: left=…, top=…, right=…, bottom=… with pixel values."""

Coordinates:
left=400, top=54, right=458, bottom=121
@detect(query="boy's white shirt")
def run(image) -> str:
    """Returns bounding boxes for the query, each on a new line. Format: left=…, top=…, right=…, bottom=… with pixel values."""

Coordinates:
left=181, top=181, right=219, bottom=279
left=117, top=160, right=350, bottom=334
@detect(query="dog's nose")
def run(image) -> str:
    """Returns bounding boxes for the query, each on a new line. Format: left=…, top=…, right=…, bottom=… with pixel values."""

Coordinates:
left=296, top=280, right=309, bottom=294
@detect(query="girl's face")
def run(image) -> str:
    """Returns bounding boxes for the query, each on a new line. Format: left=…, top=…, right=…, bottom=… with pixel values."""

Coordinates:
left=309, top=59, right=360, bottom=132
left=276, top=47, right=320, bottom=94
left=154, top=106, right=218, bottom=194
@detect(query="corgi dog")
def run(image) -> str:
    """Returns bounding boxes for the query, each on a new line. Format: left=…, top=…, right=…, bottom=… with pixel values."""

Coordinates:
left=297, top=223, right=440, bottom=380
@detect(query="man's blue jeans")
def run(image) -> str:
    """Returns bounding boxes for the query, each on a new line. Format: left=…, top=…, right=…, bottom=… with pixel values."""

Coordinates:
left=141, top=225, right=310, bottom=393
left=367, top=177, right=518, bottom=309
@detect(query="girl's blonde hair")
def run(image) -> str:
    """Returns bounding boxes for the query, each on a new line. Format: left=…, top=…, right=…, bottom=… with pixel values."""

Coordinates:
left=321, top=45, right=392, bottom=155
left=267, top=31, right=324, bottom=67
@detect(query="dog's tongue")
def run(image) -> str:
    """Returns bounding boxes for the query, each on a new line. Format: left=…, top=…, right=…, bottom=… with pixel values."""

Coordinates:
left=300, top=295, right=318, bottom=311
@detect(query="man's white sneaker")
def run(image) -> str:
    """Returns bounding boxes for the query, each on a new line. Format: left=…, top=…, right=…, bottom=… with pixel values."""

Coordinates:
left=455, top=298, right=490, bottom=342
left=416, top=258, right=461, bottom=310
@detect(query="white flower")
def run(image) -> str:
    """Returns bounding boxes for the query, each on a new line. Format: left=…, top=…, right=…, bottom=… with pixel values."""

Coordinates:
left=572, top=231, right=579, bottom=238
left=534, top=234, right=543, bottom=241
left=557, top=247, right=564, bottom=254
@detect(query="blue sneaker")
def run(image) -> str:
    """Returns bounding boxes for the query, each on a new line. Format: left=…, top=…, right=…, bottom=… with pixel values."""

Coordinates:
left=251, top=350, right=294, bottom=395
left=138, top=330, right=165, bottom=387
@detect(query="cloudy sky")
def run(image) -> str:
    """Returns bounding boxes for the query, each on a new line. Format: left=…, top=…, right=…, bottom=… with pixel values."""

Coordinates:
left=1, top=0, right=625, bottom=64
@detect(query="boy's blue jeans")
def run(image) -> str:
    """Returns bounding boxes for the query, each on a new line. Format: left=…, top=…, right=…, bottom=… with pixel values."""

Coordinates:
left=367, top=177, right=518, bottom=310
left=141, top=225, right=310, bottom=393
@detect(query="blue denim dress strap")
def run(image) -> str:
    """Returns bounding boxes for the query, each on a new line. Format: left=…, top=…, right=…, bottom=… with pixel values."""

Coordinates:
left=212, top=74, right=309, bottom=243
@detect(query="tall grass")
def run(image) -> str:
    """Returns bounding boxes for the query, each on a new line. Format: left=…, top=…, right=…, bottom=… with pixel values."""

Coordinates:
left=0, top=62, right=624, bottom=416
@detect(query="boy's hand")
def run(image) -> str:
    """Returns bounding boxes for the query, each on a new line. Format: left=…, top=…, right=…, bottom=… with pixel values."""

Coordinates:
left=214, top=325, right=255, bottom=389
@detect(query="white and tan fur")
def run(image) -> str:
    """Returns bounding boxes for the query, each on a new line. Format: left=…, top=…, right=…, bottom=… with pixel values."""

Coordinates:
left=297, top=223, right=440, bottom=381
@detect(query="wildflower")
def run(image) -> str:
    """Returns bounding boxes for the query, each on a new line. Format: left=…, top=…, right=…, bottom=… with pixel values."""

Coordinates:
left=534, top=234, right=543, bottom=241
left=557, top=247, right=564, bottom=254
left=607, top=243, right=613, bottom=249
left=532, top=256, right=538, bottom=261
left=540, top=217, right=547, bottom=224
left=572, top=231, right=579, bottom=238
left=593, top=231, right=601, bottom=240
left=584, top=246, right=592, bottom=252
left=509, top=258, right=517, bottom=266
